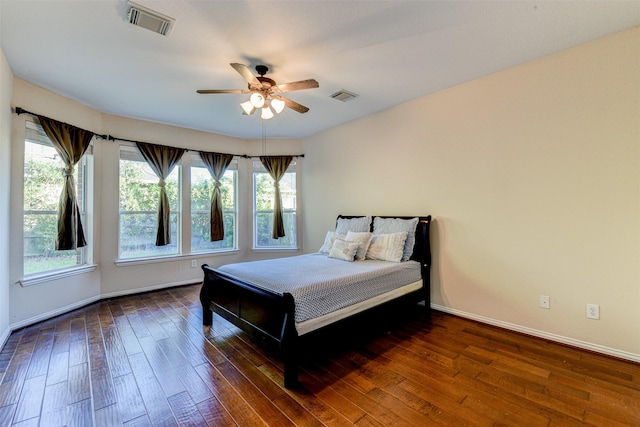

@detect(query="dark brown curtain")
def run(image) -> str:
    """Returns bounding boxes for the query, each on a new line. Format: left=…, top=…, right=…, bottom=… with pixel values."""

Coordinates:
left=136, top=142, right=186, bottom=246
left=37, top=116, right=94, bottom=250
left=199, top=151, right=233, bottom=241
left=259, top=156, right=293, bottom=239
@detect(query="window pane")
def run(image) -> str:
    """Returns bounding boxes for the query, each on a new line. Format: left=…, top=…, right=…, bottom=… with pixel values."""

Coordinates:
left=254, top=171, right=297, bottom=249
left=255, top=211, right=297, bottom=248
left=119, top=149, right=180, bottom=259
left=23, top=129, right=87, bottom=275
left=119, top=212, right=179, bottom=258
left=191, top=166, right=237, bottom=253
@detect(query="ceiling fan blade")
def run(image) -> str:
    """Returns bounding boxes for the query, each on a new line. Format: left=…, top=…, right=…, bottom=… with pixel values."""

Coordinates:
left=275, top=96, right=310, bottom=114
left=230, top=63, right=260, bottom=85
left=275, top=79, right=319, bottom=93
left=196, top=89, right=248, bottom=94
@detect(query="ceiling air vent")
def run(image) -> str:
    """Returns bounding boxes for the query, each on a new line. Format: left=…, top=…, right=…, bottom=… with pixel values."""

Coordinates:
left=330, top=89, right=359, bottom=102
left=128, top=2, right=175, bottom=36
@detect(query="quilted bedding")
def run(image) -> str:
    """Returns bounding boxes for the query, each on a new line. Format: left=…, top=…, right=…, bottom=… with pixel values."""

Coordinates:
left=217, top=253, right=422, bottom=323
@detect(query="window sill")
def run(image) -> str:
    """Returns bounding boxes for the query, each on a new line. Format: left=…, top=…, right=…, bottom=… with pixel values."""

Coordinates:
left=19, top=264, right=98, bottom=287
left=251, top=247, right=300, bottom=254
left=115, top=250, right=240, bottom=267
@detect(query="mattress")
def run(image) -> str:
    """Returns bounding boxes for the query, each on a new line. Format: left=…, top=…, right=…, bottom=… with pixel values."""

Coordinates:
left=217, top=253, right=423, bottom=328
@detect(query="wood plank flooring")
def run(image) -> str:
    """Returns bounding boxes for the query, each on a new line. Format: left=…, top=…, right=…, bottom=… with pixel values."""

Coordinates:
left=0, top=284, right=638, bottom=426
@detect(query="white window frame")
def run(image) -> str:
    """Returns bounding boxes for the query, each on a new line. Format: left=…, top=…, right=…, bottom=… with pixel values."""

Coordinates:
left=117, top=144, right=182, bottom=261
left=20, top=117, right=95, bottom=285
left=252, top=160, right=298, bottom=250
left=190, top=154, right=238, bottom=254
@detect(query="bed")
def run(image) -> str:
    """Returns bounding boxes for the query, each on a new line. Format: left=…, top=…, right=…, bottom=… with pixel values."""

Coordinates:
left=200, top=215, right=432, bottom=388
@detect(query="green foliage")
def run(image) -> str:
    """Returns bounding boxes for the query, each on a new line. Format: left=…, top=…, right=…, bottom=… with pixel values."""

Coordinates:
left=24, top=158, right=62, bottom=211
left=254, top=172, right=297, bottom=248
left=119, top=160, right=179, bottom=212
left=190, top=169, right=235, bottom=211
left=23, top=146, right=82, bottom=275
left=118, top=159, right=181, bottom=258
left=190, top=168, right=236, bottom=252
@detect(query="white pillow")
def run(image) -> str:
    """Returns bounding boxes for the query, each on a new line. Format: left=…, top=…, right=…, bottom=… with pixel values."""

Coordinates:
left=335, top=215, right=372, bottom=234
left=329, top=239, right=360, bottom=262
left=366, top=231, right=408, bottom=263
left=318, top=231, right=345, bottom=254
left=373, top=217, right=419, bottom=261
left=345, top=231, right=373, bottom=260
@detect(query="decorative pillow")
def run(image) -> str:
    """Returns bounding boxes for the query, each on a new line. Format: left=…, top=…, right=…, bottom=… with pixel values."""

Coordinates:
left=318, top=231, right=345, bottom=254
left=366, top=231, right=408, bottom=263
left=345, top=231, right=373, bottom=260
left=373, top=217, right=419, bottom=261
left=329, top=239, right=360, bottom=262
left=335, top=215, right=372, bottom=234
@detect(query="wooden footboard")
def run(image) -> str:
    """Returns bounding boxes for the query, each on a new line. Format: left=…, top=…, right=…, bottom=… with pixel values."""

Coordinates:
left=200, top=265, right=300, bottom=387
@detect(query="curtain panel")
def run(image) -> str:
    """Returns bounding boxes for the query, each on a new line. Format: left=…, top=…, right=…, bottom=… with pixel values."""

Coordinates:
left=198, top=151, right=233, bottom=241
left=135, top=142, right=186, bottom=246
left=37, top=115, right=94, bottom=250
left=259, top=156, right=293, bottom=239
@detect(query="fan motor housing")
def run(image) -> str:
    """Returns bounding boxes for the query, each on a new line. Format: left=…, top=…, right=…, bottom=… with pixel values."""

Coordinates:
left=257, top=76, right=276, bottom=87
left=249, top=76, right=276, bottom=91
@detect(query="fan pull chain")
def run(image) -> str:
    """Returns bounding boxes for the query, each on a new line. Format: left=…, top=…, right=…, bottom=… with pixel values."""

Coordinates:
left=262, top=120, right=267, bottom=155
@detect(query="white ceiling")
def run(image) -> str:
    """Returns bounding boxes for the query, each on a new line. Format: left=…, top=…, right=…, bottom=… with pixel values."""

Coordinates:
left=1, top=1, right=639, bottom=139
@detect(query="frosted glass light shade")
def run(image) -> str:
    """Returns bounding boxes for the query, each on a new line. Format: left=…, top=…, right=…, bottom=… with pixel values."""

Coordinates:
left=250, top=92, right=265, bottom=108
left=271, top=98, right=285, bottom=114
left=261, top=106, right=274, bottom=120
left=240, top=100, right=255, bottom=115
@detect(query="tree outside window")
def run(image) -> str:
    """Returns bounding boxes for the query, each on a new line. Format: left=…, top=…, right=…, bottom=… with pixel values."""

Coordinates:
left=118, top=146, right=180, bottom=260
left=23, top=120, right=89, bottom=275
left=191, top=156, right=237, bottom=253
left=253, top=161, right=297, bottom=249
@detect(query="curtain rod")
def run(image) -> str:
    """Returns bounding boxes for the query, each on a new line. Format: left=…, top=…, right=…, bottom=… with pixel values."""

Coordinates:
left=15, top=107, right=111, bottom=140
left=14, top=106, right=304, bottom=159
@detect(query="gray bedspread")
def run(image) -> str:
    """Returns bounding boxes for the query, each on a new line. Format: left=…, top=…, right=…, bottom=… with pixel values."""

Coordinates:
left=217, top=253, right=422, bottom=323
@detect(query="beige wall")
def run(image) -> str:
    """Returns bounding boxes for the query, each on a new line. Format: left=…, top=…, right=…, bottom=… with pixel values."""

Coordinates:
left=0, top=45, right=13, bottom=344
left=303, top=27, right=640, bottom=359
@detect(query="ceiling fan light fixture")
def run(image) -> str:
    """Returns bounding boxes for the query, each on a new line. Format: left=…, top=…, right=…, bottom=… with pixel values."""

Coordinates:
left=198, top=63, right=318, bottom=119
left=271, top=98, right=285, bottom=114
left=250, top=92, right=265, bottom=108
left=240, top=100, right=255, bottom=115
left=261, top=106, right=274, bottom=120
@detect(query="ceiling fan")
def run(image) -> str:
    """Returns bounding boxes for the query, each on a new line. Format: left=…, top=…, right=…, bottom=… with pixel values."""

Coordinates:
left=197, top=63, right=319, bottom=119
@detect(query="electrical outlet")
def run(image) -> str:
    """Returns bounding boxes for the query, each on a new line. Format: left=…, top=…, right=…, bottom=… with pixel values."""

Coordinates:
left=539, top=295, right=550, bottom=309
left=191, top=259, right=197, bottom=268
left=587, top=304, right=600, bottom=320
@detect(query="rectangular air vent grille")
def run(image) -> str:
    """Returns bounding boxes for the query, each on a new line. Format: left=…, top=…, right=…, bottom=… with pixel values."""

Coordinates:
left=128, top=2, right=175, bottom=36
left=330, top=89, right=359, bottom=102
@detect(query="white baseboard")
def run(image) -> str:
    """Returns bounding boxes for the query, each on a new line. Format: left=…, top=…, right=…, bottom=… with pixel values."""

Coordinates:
left=0, top=327, right=10, bottom=353
left=3, top=279, right=201, bottom=347
left=9, top=295, right=102, bottom=331
left=99, top=279, right=200, bottom=300
left=431, top=304, right=640, bottom=364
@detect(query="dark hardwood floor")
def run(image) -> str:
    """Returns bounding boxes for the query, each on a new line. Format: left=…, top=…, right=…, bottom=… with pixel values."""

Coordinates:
left=0, top=284, right=638, bottom=426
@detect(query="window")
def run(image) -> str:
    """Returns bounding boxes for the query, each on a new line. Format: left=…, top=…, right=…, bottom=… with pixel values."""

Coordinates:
left=118, top=145, right=180, bottom=260
left=191, top=155, right=237, bottom=253
left=23, top=119, right=91, bottom=275
left=253, top=160, right=297, bottom=249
